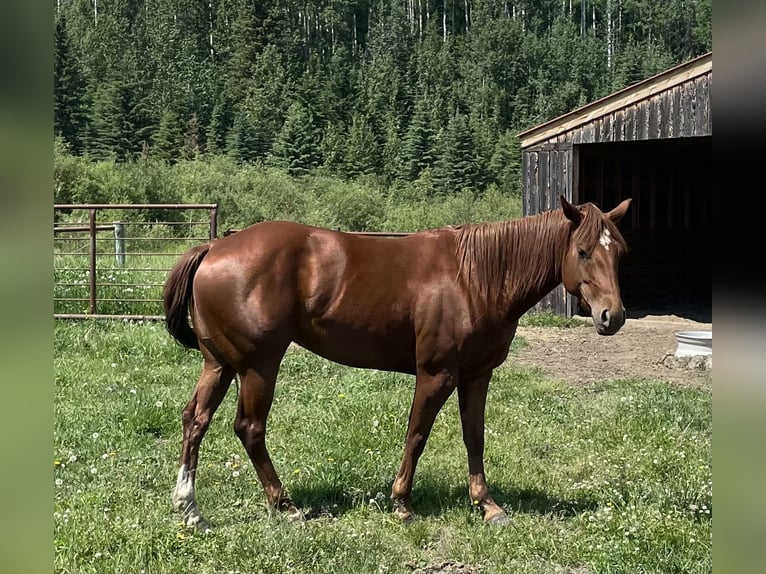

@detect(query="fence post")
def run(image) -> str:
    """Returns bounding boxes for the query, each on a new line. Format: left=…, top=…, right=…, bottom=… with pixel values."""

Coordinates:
left=114, top=221, right=126, bottom=266
left=88, top=209, right=97, bottom=315
left=209, top=206, right=218, bottom=240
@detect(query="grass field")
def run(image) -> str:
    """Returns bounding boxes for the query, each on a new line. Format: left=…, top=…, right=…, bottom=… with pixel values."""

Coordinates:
left=54, top=320, right=711, bottom=574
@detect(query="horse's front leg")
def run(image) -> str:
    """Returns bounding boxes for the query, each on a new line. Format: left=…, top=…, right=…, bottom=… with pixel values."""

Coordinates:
left=458, top=372, right=510, bottom=526
left=391, top=368, right=457, bottom=523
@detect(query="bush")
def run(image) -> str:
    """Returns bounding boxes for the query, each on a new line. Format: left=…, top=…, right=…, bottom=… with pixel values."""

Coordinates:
left=53, top=149, right=522, bottom=233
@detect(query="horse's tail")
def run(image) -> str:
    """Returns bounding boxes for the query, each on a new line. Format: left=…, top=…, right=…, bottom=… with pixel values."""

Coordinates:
left=162, top=243, right=211, bottom=351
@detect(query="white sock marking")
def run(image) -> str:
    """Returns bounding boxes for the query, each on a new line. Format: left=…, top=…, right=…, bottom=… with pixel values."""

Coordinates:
left=173, top=464, right=195, bottom=509
left=172, top=464, right=211, bottom=531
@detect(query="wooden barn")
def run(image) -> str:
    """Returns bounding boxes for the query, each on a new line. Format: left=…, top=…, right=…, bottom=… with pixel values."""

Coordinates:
left=518, top=51, right=711, bottom=321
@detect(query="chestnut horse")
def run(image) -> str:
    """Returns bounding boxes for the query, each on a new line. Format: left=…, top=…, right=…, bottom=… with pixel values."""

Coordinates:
left=163, top=195, right=631, bottom=530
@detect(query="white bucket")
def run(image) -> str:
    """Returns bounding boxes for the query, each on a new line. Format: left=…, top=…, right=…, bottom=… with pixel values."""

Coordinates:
left=675, top=330, right=712, bottom=357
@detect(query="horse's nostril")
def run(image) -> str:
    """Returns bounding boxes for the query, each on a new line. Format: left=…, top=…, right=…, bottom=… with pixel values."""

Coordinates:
left=600, top=309, right=610, bottom=325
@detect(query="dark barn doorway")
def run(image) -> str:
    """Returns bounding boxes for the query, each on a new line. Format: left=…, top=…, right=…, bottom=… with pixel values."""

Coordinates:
left=576, top=137, right=711, bottom=322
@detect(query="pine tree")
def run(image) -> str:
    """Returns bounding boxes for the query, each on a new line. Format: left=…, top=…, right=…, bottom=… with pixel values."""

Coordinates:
left=433, top=111, right=479, bottom=194
left=86, top=77, right=152, bottom=161
left=344, top=112, right=379, bottom=178
left=206, top=94, right=233, bottom=155
left=381, top=114, right=404, bottom=185
left=54, top=14, right=87, bottom=154
left=319, top=123, right=347, bottom=175
left=153, top=109, right=185, bottom=163
left=270, top=102, right=321, bottom=177
left=85, top=81, right=130, bottom=160
left=400, top=95, right=437, bottom=181
left=183, top=113, right=204, bottom=160
left=227, top=107, right=261, bottom=164
left=489, top=130, right=522, bottom=195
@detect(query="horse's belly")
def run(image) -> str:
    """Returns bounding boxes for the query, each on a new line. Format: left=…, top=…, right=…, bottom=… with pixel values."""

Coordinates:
left=293, top=322, right=416, bottom=374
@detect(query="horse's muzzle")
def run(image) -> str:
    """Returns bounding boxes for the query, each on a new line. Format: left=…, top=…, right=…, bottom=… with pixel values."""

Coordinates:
left=593, top=305, right=626, bottom=336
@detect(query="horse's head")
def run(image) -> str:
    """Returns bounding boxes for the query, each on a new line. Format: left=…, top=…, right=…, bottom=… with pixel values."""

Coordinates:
left=560, top=195, right=632, bottom=335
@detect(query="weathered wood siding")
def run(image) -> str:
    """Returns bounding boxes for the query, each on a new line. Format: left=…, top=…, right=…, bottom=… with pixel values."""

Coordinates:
left=519, top=53, right=712, bottom=149
left=556, top=71, right=711, bottom=144
left=522, top=143, right=574, bottom=316
left=519, top=53, right=712, bottom=317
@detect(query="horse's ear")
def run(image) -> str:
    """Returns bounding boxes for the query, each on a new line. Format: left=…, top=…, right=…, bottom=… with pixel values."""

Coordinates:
left=606, top=198, right=632, bottom=224
left=560, top=195, right=582, bottom=224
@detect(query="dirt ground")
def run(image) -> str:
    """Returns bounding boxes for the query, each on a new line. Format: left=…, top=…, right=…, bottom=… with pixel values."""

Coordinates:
left=511, top=312, right=712, bottom=388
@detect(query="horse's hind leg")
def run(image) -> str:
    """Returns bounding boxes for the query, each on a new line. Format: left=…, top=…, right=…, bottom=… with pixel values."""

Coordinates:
left=173, top=353, right=235, bottom=531
left=234, top=350, right=303, bottom=522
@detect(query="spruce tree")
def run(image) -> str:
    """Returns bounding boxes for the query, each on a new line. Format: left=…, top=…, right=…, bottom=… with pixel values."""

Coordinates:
left=227, top=107, right=261, bottom=164
left=344, top=113, right=379, bottom=178
left=270, top=102, right=321, bottom=177
left=153, top=109, right=185, bottom=164
left=434, top=109, right=487, bottom=195
left=54, top=15, right=87, bottom=154
left=400, top=95, right=437, bottom=181
left=183, top=113, right=204, bottom=160
left=85, top=82, right=129, bottom=160
left=206, top=94, right=233, bottom=155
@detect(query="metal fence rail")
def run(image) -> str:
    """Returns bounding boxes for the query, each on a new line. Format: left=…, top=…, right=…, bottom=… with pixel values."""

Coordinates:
left=54, top=204, right=218, bottom=320
left=54, top=204, right=412, bottom=321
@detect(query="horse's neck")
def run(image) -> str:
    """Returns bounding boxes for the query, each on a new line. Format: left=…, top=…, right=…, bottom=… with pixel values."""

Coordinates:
left=500, top=212, right=568, bottom=319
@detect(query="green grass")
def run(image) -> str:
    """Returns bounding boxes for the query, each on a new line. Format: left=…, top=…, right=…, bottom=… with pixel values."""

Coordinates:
left=54, top=321, right=711, bottom=574
left=519, top=310, right=590, bottom=329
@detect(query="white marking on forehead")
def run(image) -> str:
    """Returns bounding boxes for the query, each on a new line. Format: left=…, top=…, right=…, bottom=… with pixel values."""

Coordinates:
left=599, top=228, right=612, bottom=250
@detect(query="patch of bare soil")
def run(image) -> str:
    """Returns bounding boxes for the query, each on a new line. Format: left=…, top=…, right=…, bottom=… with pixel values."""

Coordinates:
left=511, top=314, right=712, bottom=388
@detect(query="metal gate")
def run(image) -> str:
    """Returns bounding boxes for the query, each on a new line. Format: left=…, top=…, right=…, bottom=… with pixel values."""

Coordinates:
left=54, top=204, right=218, bottom=320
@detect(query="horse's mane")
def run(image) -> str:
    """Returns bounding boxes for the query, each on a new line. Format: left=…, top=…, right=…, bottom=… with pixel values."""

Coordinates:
left=454, top=203, right=627, bottom=308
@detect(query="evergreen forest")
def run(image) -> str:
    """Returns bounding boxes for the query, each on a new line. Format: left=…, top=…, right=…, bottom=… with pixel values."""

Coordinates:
left=54, top=0, right=712, bottom=226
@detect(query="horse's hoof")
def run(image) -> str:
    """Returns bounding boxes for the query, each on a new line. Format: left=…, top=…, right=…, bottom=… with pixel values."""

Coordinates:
left=285, top=506, right=306, bottom=523
left=393, top=507, right=417, bottom=525
left=185, top=514, right=213, bottom=533
left=485, top=512, right=511, bottom=527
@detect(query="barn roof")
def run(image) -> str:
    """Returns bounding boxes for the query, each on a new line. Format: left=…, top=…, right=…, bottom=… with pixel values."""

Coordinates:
left=518, top=51, right=712, bottom=149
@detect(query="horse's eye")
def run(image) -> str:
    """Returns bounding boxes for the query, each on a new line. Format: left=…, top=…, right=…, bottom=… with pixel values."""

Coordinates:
left=578, top=248, right=589, bottom=260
